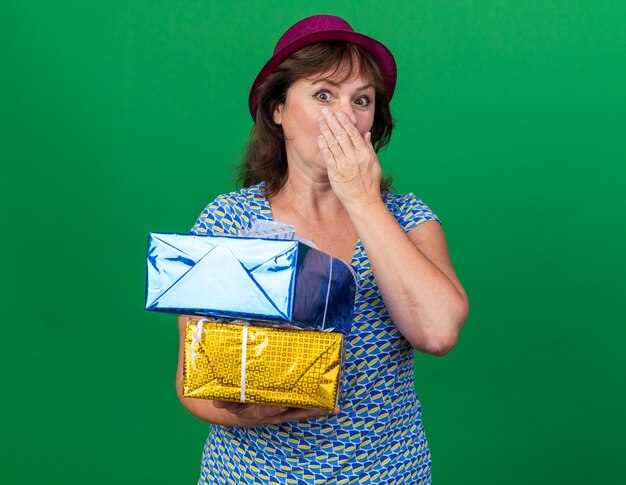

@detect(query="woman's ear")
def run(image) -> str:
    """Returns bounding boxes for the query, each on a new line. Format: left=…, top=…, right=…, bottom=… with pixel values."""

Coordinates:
left=273, top=103, right=284, bottom=125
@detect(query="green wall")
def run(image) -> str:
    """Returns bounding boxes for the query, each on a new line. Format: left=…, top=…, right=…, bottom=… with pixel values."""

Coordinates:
left=2, top=1, right=625, bottom=483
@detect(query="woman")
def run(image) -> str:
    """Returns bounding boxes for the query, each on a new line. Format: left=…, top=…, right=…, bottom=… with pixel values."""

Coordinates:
left=177, top=15, right=468, bottom=484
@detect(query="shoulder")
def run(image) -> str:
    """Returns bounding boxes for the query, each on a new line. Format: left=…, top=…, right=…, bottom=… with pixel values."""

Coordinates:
left=383, top=191, right=441, bottom=233
left=190, top=183, right=270, bottom=235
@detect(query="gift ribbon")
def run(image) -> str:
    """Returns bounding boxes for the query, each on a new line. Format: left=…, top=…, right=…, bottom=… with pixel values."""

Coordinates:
left=321, top=256, right=333, bottom=330
left=191, top=318, right=208, bottom=369
left=240, top=321, right=248, bottom=403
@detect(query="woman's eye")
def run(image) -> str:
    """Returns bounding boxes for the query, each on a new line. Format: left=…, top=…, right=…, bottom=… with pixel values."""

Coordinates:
left=354, top=96, right=371, bottom=107
left=314, top=91, right=331, bottom=102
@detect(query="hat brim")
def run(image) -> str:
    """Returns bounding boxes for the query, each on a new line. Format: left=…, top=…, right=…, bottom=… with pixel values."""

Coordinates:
left=248, top=30, right=397, bottom=119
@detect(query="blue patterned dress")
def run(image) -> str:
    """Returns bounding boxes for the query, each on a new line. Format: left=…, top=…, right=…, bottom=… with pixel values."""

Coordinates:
left=190, top=182, right=440, bottom=485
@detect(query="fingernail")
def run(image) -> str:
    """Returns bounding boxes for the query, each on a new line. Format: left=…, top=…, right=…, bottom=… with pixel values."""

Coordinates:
left=336, top=111, right=345, bottom=119
left=322, top=108, right=331, bottom=117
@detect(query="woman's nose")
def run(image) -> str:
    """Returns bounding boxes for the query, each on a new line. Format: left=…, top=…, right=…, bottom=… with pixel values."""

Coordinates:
left=336, top=101, right=358, bottom=125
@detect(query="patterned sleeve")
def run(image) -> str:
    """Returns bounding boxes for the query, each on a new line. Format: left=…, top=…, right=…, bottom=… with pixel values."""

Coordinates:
left=390, top=192, right=441, bottom=233
left=190, top=192, right=248, bottom=236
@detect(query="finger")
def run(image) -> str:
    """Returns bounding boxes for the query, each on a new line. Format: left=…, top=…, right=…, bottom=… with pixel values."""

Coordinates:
left=321, top=109, right=355, bottom=156
left=214, top=401, right=290, bottom=421
left=264, top=407, right=330, bottom=425
left=317, top=116, right=345, bottom=160
left=335, top=111, right=368, bottom=152
left=317, top=135, right=338, bottom=172
left=255, top=404, right=289, bottom=419
left=365, top=131, right=373, bottom=148
left=214, top=401, right=261, bottom=414
left=212, top=400, right=247, bottom=416
left=232, top=403, right=288, bottom=419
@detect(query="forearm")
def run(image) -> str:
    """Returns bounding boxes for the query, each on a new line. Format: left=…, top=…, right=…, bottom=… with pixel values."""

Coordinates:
left=347, top=199, right=468, bottom=355
left=317, top=107, right=467, bottom=353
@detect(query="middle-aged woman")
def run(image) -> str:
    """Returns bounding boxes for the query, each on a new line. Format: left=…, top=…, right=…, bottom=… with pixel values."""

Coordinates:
left=177, top=14, right=469, bottom=484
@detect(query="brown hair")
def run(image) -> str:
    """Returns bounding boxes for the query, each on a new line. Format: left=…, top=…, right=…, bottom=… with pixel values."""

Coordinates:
left=239, top=41, right=395, bottom=196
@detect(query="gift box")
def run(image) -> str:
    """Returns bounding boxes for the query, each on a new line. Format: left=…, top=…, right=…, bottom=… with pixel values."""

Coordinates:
left=183, top=318, right=344, bottom=410
left=146, top=232, right=356, bottom=333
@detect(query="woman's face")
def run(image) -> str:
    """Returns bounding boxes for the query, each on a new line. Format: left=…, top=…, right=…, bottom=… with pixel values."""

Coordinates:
left=273, top=68, right=376, bottom=173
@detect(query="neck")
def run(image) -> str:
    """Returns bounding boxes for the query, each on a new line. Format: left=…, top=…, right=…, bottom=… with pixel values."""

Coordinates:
left=271, top=166, right=345, bottom=222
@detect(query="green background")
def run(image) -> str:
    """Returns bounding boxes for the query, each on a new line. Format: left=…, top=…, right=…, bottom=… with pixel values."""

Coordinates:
left=2, top=1, right=625, bottom=483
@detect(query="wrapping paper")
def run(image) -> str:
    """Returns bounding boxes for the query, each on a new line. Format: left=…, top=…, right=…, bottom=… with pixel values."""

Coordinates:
left=146, top=232, right=356, bottom=333
left=183, top=318, right=344, bottom=410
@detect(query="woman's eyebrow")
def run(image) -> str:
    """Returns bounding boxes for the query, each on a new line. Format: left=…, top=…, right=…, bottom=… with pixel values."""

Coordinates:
left=311, top=79, right=374, bottom=91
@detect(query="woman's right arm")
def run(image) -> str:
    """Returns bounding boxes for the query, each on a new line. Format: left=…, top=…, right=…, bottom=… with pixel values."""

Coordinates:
left=176, top=315, right=333, bottom=427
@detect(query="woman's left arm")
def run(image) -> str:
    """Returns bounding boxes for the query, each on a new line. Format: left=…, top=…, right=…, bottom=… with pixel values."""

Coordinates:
left=318, top=109, right=468, bottom=355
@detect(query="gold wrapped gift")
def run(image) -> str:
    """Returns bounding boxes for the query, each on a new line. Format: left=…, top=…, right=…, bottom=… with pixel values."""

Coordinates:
left=183, top=318, right=344, bottom=410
